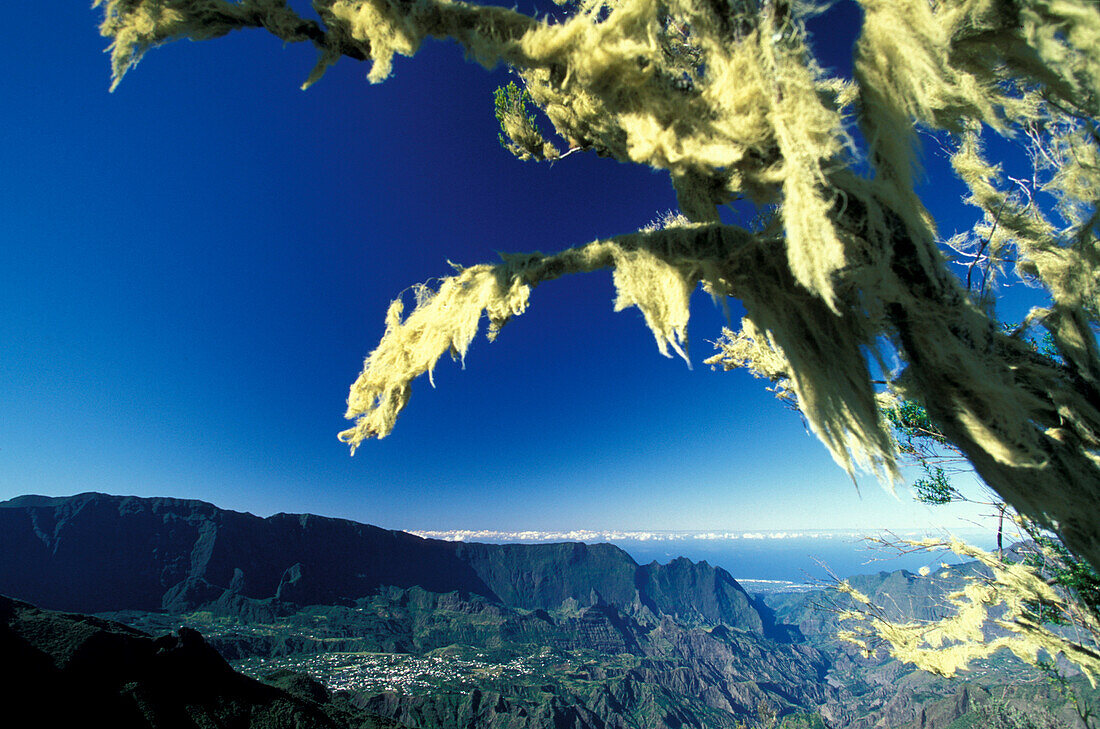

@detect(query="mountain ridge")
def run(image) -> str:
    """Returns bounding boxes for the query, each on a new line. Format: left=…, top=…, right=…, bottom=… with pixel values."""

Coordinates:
left=3, top=492, right=1091, bottom=729
left=0, top=492, right=764, bottom=632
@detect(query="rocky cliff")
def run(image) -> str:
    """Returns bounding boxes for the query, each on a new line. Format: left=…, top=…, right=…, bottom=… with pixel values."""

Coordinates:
left=5, top=492, right=1089, bottom=729
left=0, top=492, right=763, bottom=631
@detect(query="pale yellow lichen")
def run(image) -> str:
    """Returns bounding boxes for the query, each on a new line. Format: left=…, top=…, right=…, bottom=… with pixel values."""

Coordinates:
left=837, top=538, right=1100, bottom=686
left=94, top=0, right=1100, bottom=573
left=836, top=580, right=872, bottom=605
left=340, top=224, right=726, bottom=447
left=705, top=307, right=897, bottom=482
left=706, top=320, right=796, bottom=405
left=328, top=0, right=423, bottom=82
left=95, top=0, right=326, bottom=90
left=339, top=266, right=531, bottom=447
left=95, top=0, right=189, bottom=90
left=610, top=246, right=693, bottom=362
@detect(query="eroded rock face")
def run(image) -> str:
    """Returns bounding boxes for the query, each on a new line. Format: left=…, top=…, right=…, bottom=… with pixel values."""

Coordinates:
left=637, top=556, right=763, bottom=631
left=0, top=492, right=771, bottom=633
left=0, top=493, right=499, bottom=613
left=5, top=492, right=1088, bottom=729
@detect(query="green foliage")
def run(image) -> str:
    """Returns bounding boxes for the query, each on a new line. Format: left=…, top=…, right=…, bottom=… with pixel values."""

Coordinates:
left=1033, top=658, right=1099, bottom=727
left=911, top=465, right=958, bottom=505
left=1019, top=524, right=1100, bottom=626
left=1036, top=537, right=1100, bottom=617
left=880, top=396, right=969, bottom=503
left=884, top=400, right=952, bottom=454
left=754, top=697, right=778, bottom=728
left=492, top=81, right=556, bottom=161
left=493, top=81, right=533, bottom=136
left=777, top=711, right=827, bottom=729
left=973, top=698, right=1063, bottom=729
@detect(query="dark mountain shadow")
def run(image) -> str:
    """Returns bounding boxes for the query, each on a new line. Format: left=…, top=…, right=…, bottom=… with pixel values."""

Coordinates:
left=750, top=593, right=804, bottom=643
left=0, top=493, right=770, bottom=635
left=0, top=594, right=399, bottom=728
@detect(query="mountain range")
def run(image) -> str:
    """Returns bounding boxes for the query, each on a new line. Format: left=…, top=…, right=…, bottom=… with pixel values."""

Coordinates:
left=0, top=492, right=1091, bottom=729
left=0, top=492, right=764, bottom=630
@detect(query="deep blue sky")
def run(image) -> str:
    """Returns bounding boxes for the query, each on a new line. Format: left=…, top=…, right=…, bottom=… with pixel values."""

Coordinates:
left=1, top=2, right=1008, bottom=534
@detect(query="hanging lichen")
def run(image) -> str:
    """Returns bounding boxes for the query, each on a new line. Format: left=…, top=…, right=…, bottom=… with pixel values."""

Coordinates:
left=93, top=0, right=1100, bottom=573
left=836, top=537, right=1100, bottom=686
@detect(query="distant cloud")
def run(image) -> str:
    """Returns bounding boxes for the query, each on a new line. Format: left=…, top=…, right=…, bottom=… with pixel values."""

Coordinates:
left=410, top=529, right=677, bottom=543
left=408, top=528, right=948, bottom=543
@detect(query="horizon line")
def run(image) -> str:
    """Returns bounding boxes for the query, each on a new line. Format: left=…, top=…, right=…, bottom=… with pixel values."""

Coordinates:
left=408, top=526, right=994, bottom=543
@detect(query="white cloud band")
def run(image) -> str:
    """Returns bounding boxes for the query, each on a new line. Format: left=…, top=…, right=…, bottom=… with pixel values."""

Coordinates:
left=407, top=528, right=955, bottom=543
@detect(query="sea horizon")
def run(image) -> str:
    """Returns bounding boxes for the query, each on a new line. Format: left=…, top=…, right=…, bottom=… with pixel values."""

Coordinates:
left=410, top=527, right=1002, bottom=585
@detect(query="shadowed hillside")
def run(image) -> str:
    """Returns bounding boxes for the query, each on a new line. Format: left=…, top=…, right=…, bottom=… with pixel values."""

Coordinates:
left=5, top=492, right=1093, bottom=729
left=0, top=492, right=764, bottom=631
left=0, top=594, right=401, bottom=728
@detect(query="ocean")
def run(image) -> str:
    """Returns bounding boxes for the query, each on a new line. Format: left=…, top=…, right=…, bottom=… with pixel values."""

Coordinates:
left=610, top=532, right=997, bottom=588
left=412, top=528, right=1001, bottom=589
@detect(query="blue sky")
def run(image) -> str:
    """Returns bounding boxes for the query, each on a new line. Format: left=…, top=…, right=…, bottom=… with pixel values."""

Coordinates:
left=0, top=2, right=1011, bottom=534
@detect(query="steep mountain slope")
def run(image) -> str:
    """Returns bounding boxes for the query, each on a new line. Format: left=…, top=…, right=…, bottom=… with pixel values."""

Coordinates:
left=0, top=493, right=496, bottom=614
left=0, top=493, right=830, bottom=727
left=0, top=594, right=400, bottom=728
left=4, top=492, right=1091, bottom=729
left=0, top=492, right=763, bottom=631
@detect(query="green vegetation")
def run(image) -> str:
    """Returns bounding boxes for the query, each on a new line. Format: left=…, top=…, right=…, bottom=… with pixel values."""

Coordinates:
left=90, top=571, right=1100, bottom=729
left=777, top=713, right=827, bottom=729
left=493, top=81, right=556, bottom=161
left=103, top=589, right=823, bottom=728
